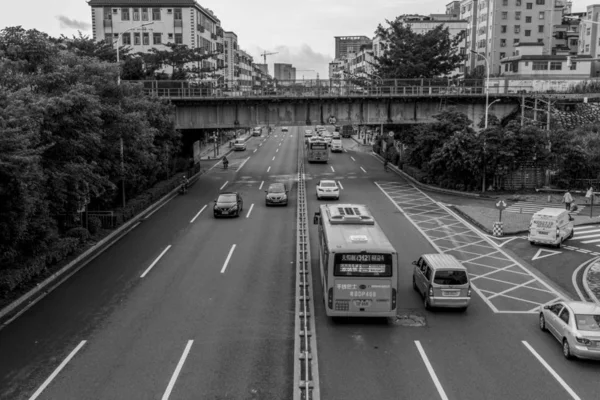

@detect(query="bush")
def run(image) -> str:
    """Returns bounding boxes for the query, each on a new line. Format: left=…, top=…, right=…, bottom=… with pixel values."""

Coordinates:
left=0, top=257, right=47, bottom=296
left=66, top=227, right=90, bottom=244
left=45, top=237, right=80, bottom=266
left=88, top=217, right=102, bottom=235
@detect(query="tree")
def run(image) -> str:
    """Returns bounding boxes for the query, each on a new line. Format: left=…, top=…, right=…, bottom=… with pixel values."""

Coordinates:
left=374, top=19, right=466, bottom=79
left=146, top=43, right=223, bottom=80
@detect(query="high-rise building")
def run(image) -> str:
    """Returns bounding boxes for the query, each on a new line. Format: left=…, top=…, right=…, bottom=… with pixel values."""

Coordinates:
left=460, top=0, right=569, bottom=76
left=88, top=0, right=222, bottom=74
left=238, top=49, right=253, bottom=90
left=334, top=36, right=372, bottom=59
left=577, top=4, right=600, bottom=76
left=223, top=31, right=238, bottom=88
left=274, top=63, right=296, bottom=80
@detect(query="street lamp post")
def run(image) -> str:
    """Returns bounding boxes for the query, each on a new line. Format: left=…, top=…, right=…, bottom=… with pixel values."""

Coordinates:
left=114, top=22, right=153, bottom=208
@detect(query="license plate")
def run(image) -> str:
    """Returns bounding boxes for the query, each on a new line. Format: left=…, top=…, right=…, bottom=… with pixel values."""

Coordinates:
left=353, top=299, right=372, bottom=307
left=222, top=211, right=229, bottom=215
left=443, top=291, right=460, bottom=297
left=537, top=231, right=548, bottom=235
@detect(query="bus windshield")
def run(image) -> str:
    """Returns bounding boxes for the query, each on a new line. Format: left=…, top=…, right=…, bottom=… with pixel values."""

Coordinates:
left=333, top=253, right=393, bottom=277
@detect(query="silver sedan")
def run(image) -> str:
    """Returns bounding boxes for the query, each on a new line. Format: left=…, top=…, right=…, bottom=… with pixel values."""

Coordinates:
left=539, top=300, right=600, bottom=360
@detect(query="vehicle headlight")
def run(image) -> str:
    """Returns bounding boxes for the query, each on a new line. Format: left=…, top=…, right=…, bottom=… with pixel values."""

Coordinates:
left=576, top=337, right=593, bottom=346
left=231, top=205, right=238, bottom=210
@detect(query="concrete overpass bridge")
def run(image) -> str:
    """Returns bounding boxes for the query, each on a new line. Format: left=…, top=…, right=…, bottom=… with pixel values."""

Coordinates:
left=132, top=80, right=599, bottom=130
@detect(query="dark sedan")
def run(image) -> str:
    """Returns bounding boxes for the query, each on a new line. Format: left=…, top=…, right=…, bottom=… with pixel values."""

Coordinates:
left=214, top=192, right=244, bottom=217
left=265, top=183, right=288, bottom=206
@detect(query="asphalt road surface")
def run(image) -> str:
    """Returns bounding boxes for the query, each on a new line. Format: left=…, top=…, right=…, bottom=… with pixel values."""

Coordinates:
left=306, top=138, right=600, bottom=400
left=1, top=127, right=599, bottom=400
left=0, top=129, right=297, bottom=400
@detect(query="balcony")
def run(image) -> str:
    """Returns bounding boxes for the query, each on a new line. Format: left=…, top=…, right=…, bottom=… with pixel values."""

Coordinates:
left=103, top=19, right=112, bottom=29
left=211, top=33, right=217, bottom=40
left=197, top=24, right=205, bottom=33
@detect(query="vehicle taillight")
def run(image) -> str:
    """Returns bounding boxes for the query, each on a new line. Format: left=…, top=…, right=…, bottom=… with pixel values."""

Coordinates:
left=428, top=286, right=434, bottom=297
left=556, top=227, right=560, bottom=237
left=467, top=286, right=472, bottom=297
left=328, top=288, right=333, bottom=309
left=391, top=288, right=397, bottom=310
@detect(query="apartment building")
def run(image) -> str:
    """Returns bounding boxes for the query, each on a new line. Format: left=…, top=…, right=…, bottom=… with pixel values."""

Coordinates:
left=334, top=36, right=372, bottom=59
left=460, top=0, right=570, bottom=76
left=274, top=63, right=296, bottom=81
left=577, top=4, right=600, bottom=76
left=237, top=49, right=254, bottom=90
left=89, top=0, right=222, bottom=74
left=223, top=31, right=238, bottom=88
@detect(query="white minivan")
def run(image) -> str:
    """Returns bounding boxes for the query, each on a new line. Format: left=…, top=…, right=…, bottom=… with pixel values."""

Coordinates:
left=528, top=208, right=574, bottom=248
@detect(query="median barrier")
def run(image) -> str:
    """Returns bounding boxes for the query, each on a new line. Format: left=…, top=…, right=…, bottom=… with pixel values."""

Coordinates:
left=0, top=166, right=208, bottom=326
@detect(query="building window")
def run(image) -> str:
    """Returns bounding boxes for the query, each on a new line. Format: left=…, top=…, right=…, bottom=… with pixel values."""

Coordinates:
left=571, top=62, right=577, bottom=70
left=503, top=0, right=508, bottom=5
left=539, top=11, right=545, bottom=19
left=550, top=61, right=562, bottom=70
left=168, top=33, right=174, bottom=40
left=501, top=38, right=507, bottom=46
left=526, top=16, right=532, bottom=22
left=514, top=25, right=521, bottom=34
left=174, top=8, right=182, bottom=20
left=585, top=44, right=590, bottom=52
left=526, top=2, right=532, bottom=8
left=570, top=39, right=578, bottom=46
left=134, top=33, right=141, bottom=45
left=515, top=11, right=521, bottom=20
left=143, top=32, right=149, bottom=45
left=121, top=8, right=130, bottom=20
left=516, top=0, right=521, bottom=5
left=537, top=38, right=544, bottom=43
left=502, top=11, right=508, bottom=19
left=501, top=25, right=507, bottom=33
left=514, top=38, right=520, bottom=44
left=587, top=27, right=591, bottom=35
left=535, top=0, right=544, bottom=4
left=532, top=61, right=548, bottom=70
left=122, top=32, right=131, bottom=45
left=525, top=30, right=531, bottom=36
left=142, top=8, right=148, bottom=21
left=133, top=8, right=140, bottom=20
left=152, top=8, right=161, bottom=20
left=500, top=52, right=506, bottom=59
left=538, top=25, right=544, bottom=33
left=104, top=7, right=112, bottom=20
left=175, top=33, right=183, bottom=44
left=104, top=33, right=112, bottom=43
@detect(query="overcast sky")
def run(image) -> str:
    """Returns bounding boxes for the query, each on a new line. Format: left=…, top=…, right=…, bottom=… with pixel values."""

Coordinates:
left=1, top=0, right=598, bottom=78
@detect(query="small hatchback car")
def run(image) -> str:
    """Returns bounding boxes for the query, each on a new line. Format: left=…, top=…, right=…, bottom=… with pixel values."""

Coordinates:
left=265, top=183, right=289, bottom=206
left=539, top=300, right=600, bottom=360
left=214, top=192, right=243, bottom=217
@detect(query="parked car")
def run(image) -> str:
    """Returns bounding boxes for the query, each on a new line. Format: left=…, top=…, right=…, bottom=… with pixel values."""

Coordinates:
left=265, top=183, right=289, bottom=206
left=330, top=138, right=343, bottom=152
left=539, top=300, right=600, bottom=360
left=233, top=139, right=246, bottom=151
left=281, top=127, right=289, bottom=132
left=316, top=180, right=340, bottom=200
left=214, top=192, right=244, bottom=217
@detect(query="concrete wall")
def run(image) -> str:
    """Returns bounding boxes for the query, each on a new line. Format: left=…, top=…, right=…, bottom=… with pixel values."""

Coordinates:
left=174, top=99, right=519, bottom=129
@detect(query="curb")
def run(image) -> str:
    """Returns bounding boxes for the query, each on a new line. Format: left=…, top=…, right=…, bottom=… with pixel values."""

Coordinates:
left=0, top=167, right=207, bottom=326
left=371, top=152, right=482, bottom=198
left=583, top=260, right=600, bottom=305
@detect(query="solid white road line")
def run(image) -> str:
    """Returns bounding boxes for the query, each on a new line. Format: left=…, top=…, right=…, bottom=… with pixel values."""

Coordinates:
left=246, top=204, right=254, bottom=218
left=259, top=143, right=263, bottom=147
left=572, top=257, right=599, bottom=301
left=272, top=156, right=276, bottom=161
left=351, top=156, right=356, bottom=161
left=338, top=181, right=344, bottom=190
left=190, top=205, right=207, bottom=223
left=415, top=341, right=449, bottom=400
left=236, top=157, right=250, bottom=172
left=267, top=166, right=271, bottom=172
left=220, top=181, right=228, bottom=190
left=360, top=167, right=367, bottom=173
left=330, top=166, right=335, bottom=172
left=253, top=149, right=257, bottom=153
left=522, top=341, right=582, bottom=400
left=221, top=244, right=237, bottom=273
left=259, top=181, right=264, bottom=190
left=29, top=341, right=87, bottom=400
left=140, top=245, right=172, bottom=278
left=161, top=340, right=194, bottom=400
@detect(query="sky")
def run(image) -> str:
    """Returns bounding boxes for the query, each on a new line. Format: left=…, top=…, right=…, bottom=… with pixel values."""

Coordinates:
left=1, top=0, right=599, bottom=78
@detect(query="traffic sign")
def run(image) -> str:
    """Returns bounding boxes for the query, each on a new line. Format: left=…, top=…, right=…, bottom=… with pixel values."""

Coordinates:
left=495, top=200, right=508, bottom=210
left=328, top=116, right=337, bottom=124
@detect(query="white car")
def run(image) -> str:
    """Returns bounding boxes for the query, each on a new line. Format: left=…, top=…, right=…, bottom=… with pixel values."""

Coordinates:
left=330, top=138, right=343, bottom=152
left=539, top=300, right=600, bottom=360
left=316, top=180, right=340, bottom=200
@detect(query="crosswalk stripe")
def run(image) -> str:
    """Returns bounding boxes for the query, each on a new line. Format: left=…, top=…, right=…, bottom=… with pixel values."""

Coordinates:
left=573, top=225, right=600, bottom=232
left=574, top=233, right=600, bottom=240
left=582, top=238, right=600, bottom=244
left=505, top=201, right=585, bottom=215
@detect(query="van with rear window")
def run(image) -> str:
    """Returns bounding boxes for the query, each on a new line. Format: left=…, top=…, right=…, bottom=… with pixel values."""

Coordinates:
left=528, top=208, right=574, bottom=248
left=412, top=254, right=471, bottom=311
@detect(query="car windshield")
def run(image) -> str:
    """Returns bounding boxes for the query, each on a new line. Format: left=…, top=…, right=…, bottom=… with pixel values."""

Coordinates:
left=433, top=270, right=468, bottom=285
left=218, top=194, right=237, bottom=202
left=575, top=314, right=600, bottom=330
left=320, top=182, right=337, bottom=188
left=268, top=185, right=285, bottom=193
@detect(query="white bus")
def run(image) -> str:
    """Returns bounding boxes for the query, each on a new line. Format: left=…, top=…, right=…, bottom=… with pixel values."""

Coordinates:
left=307, top=137, right=329, bottom=163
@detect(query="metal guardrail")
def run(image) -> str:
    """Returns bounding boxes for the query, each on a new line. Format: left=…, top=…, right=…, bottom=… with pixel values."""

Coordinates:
left=293, top=129, right=320, bottom=400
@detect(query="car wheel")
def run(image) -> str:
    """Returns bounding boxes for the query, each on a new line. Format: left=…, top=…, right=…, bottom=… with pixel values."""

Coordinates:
left=316, top=194, right=320, bottom=200
left=412, top=277, right=418, bottom=291
left=458, top=307, right=468, bottom=313
left=539, top=313, right=547, bottom=332
left=568, top=230, right=574, bottom=239
left=562, top=339, right=573, bottom=360
left=424, top=296, right=431, bottom=310
left=529, top=241, right=535, bottom=245
left=214, top=213, right=218, bottom=218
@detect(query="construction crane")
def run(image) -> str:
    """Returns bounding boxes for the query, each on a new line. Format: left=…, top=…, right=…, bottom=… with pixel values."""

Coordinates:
left=260, top=50, right=278, bottom=66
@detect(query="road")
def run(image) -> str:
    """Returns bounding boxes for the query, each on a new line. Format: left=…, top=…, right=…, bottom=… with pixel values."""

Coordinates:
left=1, top=127, right=599, bottom=400
left=0, top=129, right=297, bottom=399
left=306, top=138, right=600, bottom=400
